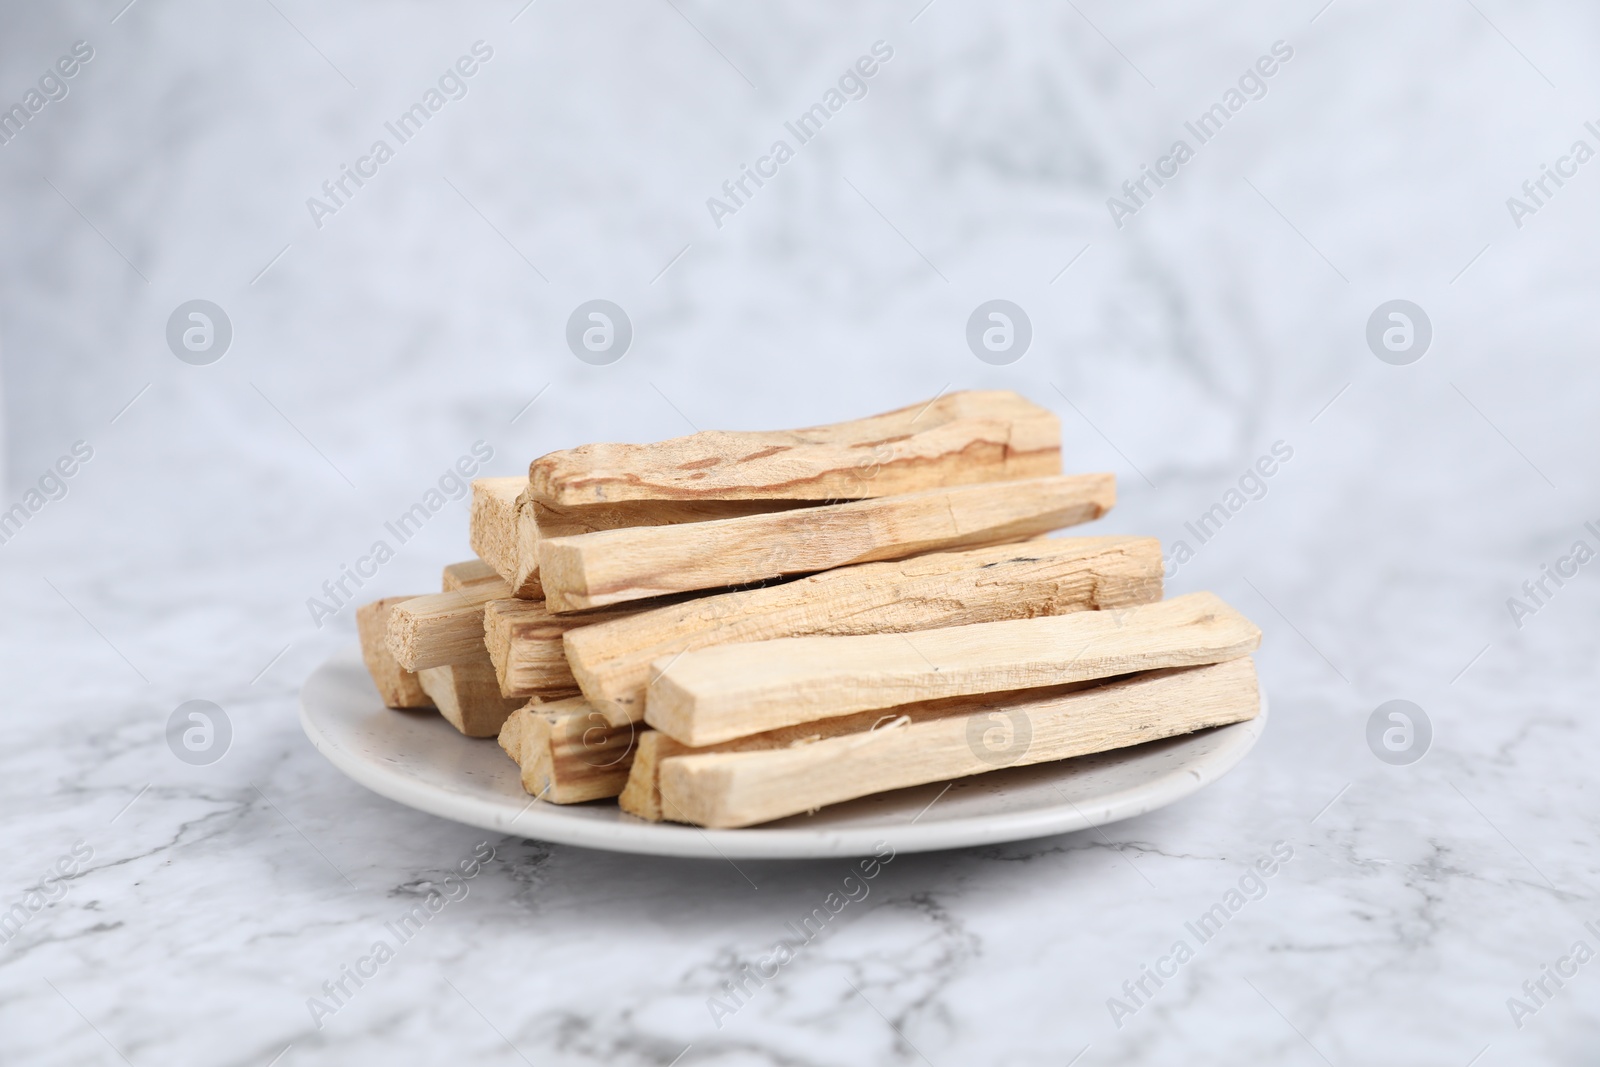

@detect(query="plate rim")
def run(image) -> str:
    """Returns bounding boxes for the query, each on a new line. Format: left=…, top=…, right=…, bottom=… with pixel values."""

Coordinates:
left=300, top=651, right=1268, bottom=859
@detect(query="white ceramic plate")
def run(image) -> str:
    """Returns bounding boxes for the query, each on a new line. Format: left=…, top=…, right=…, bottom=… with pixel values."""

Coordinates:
left=301, top=651, right=1267, bottom=859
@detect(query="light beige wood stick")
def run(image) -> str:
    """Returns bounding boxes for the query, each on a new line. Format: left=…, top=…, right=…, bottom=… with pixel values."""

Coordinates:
left=657, top=658, right=1260, bottom=828
left=470, top=478, right=811, bottom=599
left=442, top=558, right=503, bottom=592
left=498, top=703, right=534, bottom=766
left=483, top=598, right=580, bottom=699
left=417, top=647, right=526, bottom=737
left=617, top=732, right=675, bottom=821
left=469, top=477, right=542, bottom=598
left=531, top=389, right=1061, bottom=506
left=483, top=598, right=642, bottom=698
left=571, top=535, right=1161, bottom=726
left=477, top=392, right=1062, bottom=599
left=627, top=661, right=1241, bottom=823
left=497, top=698, right=637, bottom=802
left=357, top=597, right=435, bottom=709
left=540, top=473, right=1114, bottom=613
left=386, top=579, right=512, bottom=671
left=646, top=591, right=1260, bottom=746
left=617, top=698, right=990, bottom=821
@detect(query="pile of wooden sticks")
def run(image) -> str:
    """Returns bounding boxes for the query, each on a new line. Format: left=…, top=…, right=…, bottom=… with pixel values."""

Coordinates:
left=356, top=391, right=1262, bottom=828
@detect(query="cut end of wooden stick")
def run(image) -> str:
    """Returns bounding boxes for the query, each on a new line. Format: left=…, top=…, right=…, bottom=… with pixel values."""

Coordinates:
left=417, top=649, right=527, bottom=738
left=385, top=581, right=510, bottom=672
left=617, top=731, right=670, bottom=821
left=442, top=559, right=503, bottom=592
left=499, top=698, right=637, bottom=803
left=482, top=596, right=637, bottom=699
left=534, top=540, right=592, bottom=615
left=469, top=476, right=528, bottom=585
left=498, top=705, right=527, bottom=759
left=357, top=597, right=435, bottom=709
left=474, top=478, right=804, bottom=603
left=484, top=598, right=555, bottom=698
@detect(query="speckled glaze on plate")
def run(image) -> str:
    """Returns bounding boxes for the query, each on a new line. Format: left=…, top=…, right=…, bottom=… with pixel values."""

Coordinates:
left=301, top=651, right=1267, bottom=858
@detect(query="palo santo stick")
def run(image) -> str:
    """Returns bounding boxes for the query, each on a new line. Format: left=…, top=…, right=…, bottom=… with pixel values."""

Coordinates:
left=483, top=598, right=581, bottom=699
left=470, top=478, right=810, bottom=600
left=498, top=698, right=637, bottom=802
left=530, top=389, right=1061, bottom=506
left=618, top=698, right=980, bottom=821
left=633, top=661, right=1252, bottom=824
left=540, top=473, right=1115, bottom=613
left=571, top=535, right=1162, bottom=726
left=442, top=558, right=503, bottom=592
left=386, top=580, right=511, bottom=671
left=646, top=591, right=1260, bottom=747
left=357, top=597, right=435, bottom=709
left=657, top=658, right=1261, bottom=828
left=483, top=598, right=641, bottom=698
left=417, top=647, right=526, bottom=738
left=469, top=478, right=541, bottom=598
left=498, top=703, right=534, bottom=766
left=617, top=732, right=675, bottom=821
left=484, top=389, right=1060, bottom=598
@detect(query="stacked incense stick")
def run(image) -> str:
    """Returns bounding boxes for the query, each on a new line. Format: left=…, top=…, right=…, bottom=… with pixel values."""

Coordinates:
left=356, top=391, right=1263, bottom=829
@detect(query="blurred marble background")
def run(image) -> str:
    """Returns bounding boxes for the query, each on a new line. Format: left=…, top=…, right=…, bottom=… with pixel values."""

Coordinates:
left=2, top=1, right=1597, bottom=1064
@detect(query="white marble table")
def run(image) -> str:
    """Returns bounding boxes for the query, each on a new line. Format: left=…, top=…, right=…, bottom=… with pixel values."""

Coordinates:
left=2, top=2, right=1597, bottom=1064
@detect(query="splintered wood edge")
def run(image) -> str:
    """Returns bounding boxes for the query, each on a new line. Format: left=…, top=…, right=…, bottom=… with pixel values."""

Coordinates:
left=529, top=390, right=1061, bottom=506
left=506, top=699, right=637, bottom=803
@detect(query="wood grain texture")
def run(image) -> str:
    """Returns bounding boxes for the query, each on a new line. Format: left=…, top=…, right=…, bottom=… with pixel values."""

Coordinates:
left=385, top=580, right=512, bottom=671
left=497, top=703, right=534, bottom=770
left=469, top=479, right=808, bottom=599
left=539, top=473, right=1115, bottom=613
left=417, top=647, right=527, bottom=737
left=645, top=591, right=1261, bottom=746
left=658, top=658, right=1260, bottom=828
left=483, top=598, right=581, bottom=699
left=442, top=558, right=503, bottom=592
left=616, top=731, right=674, bottom=821
left=483, top=598, right=641, bottom=699
left=529, top=389, right=1061, bottom=506
left=497, top=698, right=636, bottom=802
left=617, top=696, right=985, bottom=821
left=469, top=477, right=540, bottom=597
left=356, top=597, right=434, bottom=709
left=569, top=535, right=1162, bottom=726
